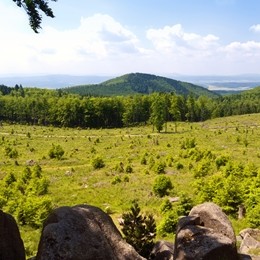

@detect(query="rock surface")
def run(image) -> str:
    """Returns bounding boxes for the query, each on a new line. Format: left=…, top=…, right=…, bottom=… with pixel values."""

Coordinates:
left=189, top=202, right=237, bottom=246
left=36, top=204, right=145, bottom=260
left=174, top=202, right=239, bottom=260
left=0, top=210, right=26, bottom=260
left=239, top=228, right=260, bottom=259
left=150, top=240, right=174, bottom=260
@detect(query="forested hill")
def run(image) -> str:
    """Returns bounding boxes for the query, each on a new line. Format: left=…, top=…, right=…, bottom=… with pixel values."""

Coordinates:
left=63, top=73, right=219, bottom=98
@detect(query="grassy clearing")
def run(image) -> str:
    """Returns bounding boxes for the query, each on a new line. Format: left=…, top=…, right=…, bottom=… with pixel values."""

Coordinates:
left=0, top=113, right=260, bottom=257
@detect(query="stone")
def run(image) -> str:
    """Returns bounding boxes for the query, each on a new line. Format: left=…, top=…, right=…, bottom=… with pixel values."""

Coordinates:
left=189, top=202, right=236, bottom=246
left=174, top=224, right=238, bottom=260
left=174, top=202, right=239, bottom=260
left=0, top=210, right=26, bottom=260
left=150, top=240, right=174, bottom=260
left=36, top=204, right=145, bottom=260
left=239, top=228, right=260, bottom=256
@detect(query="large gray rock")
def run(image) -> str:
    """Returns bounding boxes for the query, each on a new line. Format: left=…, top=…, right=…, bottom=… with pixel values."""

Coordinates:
left=174, top=202, right=239, bottom=260
left=0, top=210, right=26, bottom=260
left=36, top=204, right=145, bottom=260
left=175, top=224, right=238, bottom=260
left=189, top=202, right=236, bottom=246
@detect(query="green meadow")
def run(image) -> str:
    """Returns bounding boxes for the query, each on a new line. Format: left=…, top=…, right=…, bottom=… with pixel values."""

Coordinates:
left=0, top=113, right=260, bottom=257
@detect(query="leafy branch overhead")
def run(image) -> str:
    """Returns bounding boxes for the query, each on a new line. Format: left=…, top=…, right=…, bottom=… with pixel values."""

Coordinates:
left=13, top=0, right=57, bottom=33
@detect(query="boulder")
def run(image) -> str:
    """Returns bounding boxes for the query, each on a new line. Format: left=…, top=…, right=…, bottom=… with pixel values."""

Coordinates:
left=174, top=202, right=239, bottom=260
left=189, top=202, right=236, bottom=246
left=150, top=240, right=174, bottom=260
left=0, top=210, right=26, bottom=260
left=36, top=204, right=145, bottom=260
left=174, top=224, right=238, bottom=260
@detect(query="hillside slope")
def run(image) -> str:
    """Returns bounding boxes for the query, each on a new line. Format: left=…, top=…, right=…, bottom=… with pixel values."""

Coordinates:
left=63, top=73, right=219, bottom=98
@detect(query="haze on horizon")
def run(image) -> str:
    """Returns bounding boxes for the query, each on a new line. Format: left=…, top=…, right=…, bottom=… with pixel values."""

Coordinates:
left=1, top=0, right=260, bottom=77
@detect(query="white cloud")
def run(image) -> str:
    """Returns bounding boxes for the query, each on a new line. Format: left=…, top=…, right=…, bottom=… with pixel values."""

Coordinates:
left=0, top=12, right=144, bottom=75
left=250, top=24, right=260, bottom=33
left=1, top=2, right=260, bottom=77
left=146, top=24, right=220, bottom=57
left=223, top=41, right=260, bottom=57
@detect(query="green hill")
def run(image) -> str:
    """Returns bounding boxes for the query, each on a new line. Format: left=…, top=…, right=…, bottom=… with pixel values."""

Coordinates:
left=63, top=73, right=219, bottom=98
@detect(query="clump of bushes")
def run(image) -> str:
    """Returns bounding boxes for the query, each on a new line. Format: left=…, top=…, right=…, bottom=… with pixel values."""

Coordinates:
left=0, top=165, right=52, bottom=228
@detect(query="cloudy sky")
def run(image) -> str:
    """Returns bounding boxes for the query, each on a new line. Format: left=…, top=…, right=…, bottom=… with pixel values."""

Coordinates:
left=1, top=0, right=260, bottom=76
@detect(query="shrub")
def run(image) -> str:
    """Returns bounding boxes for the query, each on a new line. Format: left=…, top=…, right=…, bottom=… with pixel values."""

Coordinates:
left=92, top=156, right=105, bottom=169
left=247, top=204, right=260, bottom=228
left=176, top=162, right=184, bottom=170
left=111, top=176, right=121, bottom=185
left=5, top=146, right=19, bottom=159
left=154, top=161, right=166, bottom=174
left=180, top=138, right=196, bottom=149
left=125, top=164, right=133, bottom=173
left=160, top=199, right=173, bottom=213
left=153, top=175, right=173, bottom=197
left=176, top=193, right=194, bottom=216
left=0, top=166, right=52, bottom=228
left=121, top=201, right=156, bottom=258
left=48, top=144, right=64, bottom=160
left=215, top=155, right=229, bottom=169
left=157, top=210, right=179, bottom=236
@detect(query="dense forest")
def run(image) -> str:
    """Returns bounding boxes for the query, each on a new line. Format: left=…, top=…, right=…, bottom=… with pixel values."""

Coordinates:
left=0, top=83, right=259, bottom=131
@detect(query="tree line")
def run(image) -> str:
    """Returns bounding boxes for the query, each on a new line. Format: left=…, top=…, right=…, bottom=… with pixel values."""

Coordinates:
left=0, top=85, right=259, bottom=131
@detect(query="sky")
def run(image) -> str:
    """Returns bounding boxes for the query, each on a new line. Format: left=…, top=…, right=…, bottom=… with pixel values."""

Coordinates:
left=1, top=0, right=260, bottom=77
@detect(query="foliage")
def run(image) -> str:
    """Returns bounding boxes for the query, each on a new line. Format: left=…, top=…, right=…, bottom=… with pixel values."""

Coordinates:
left=5, top=146, right=19, bottom=158
left=13, top=0, right=57, bottom=33
left=153, top=175, right=173, bottom=197
left=160, top=199, right=173, bottom=214
left=157, top=210, right=179, bottom=236
left=48, top=144, right=64, bottom=160
left=150, top=93, right=167, bottom=132
left=0, top=165, right=52, bottom=228
left=154, top=161, right=166, bottom=174
left=92, top=156, right=105, bottom=169
left=0, top=84, right=259, bottom=129
left=120, top=201, right=156, bottom=258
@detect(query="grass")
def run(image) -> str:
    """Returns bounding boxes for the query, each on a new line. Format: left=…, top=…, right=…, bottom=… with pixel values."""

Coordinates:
left=0, top=113, right=260, bottom=257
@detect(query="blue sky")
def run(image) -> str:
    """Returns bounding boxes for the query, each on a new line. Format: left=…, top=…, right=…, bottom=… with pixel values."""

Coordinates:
left=1, top=0, right=260, bottom=76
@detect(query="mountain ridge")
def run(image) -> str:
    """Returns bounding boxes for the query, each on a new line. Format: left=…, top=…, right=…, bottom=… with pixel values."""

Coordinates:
left=63, top=72, right=219, bottom=98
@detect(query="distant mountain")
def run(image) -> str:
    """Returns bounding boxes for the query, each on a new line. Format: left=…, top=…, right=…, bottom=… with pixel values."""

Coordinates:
left=0, top=75, right=111, bottom=89
left=63, top=73, right=219, bottom=98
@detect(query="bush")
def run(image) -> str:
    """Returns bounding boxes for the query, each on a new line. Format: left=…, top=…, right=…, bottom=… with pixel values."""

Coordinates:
left=180, top=138, right=196, bottom=149
left=120, top=201, right=156, bottom=258
left=48, top=144, right=64, bottom=160
left=215, top=155, right=229, bottom=169
left=111, top=176, right=121, bottom=185
left=247, top=204, right=260, bottom=228
left=160, top=199, right=173, bottom=213
left=0, top=166, right=52, bottom=228
left=154, top=161, right=166, bottom=174
left=5, top=146, right=18, bottom=159
left=125, top=164, right=133, bottom=173
left=157, top=210, right=179, bottom=236
left=153, top=175, right=173, bottom=197
left=92, top=156, right=105, bottom=169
